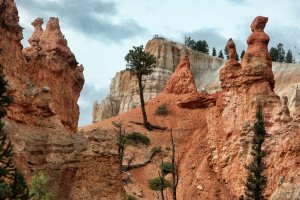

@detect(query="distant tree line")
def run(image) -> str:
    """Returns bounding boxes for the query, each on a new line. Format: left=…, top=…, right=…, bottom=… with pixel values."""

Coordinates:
left=269, top=43, right=296, bottom=63
left=184, top=37, right=299, bottom=64
left=184, top=36, right=246, bottom=61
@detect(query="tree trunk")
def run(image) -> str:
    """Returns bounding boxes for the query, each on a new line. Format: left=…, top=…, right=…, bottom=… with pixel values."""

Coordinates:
left=171, top=129, right=178, bottom=200
left=137, top=75, right=150, bottom=130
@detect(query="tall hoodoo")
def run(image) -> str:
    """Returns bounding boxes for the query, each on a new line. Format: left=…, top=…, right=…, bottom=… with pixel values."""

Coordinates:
left=219, top=38, right=242, bottom=89
left=164, top=55, right=197, bottom=94
left=23, top=17, right=84, bottom=132
left=242, top=16, right=274, bottom=89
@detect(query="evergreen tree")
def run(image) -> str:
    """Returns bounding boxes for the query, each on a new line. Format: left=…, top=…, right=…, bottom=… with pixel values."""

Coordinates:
left=236, top=52, right=239, bottom=61
left=212, top=47, right=217, bottom=56
left=245, top=104, right=267, bottom=200
left=269, top=47, right=278, bottom=62
left=285, top=49, right=294, bottom=63
left=194, top=40, right=209, bottom=54
left=277, top=43, right=285, bottom=62
left=224, top=46, right=229, bottom=59
left=184, top=36, right=196, bottom=49
left=0, top=71, right=29, bottom=199
left=125, top=45, right=156, bottom=130
left=240, top=50, right=245, bottom=59
left=218, top=50, right=224, bottom=59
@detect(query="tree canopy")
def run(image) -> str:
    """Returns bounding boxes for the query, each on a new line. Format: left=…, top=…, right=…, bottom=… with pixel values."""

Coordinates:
left=184, top=36, right=209, bottom=54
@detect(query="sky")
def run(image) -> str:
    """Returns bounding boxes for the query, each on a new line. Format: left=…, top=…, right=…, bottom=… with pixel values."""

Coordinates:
left=15, top=0, right=300, bottom=126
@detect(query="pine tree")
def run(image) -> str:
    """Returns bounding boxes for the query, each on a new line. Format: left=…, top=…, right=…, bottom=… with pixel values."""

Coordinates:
left=194, top=40, right=209, bottom=54
left=236, top=52, right=239, bottom=61
left=212, top=47, right=217, bottom=56
left=240, top=50, right=245, bottom=59
left=269, top=47, right=278, bottom=62
left=245, top=104, right=267, bottom=200
left=277, top=43, right=285, bottom=62
left=0, top=71, right=29, bottom=199
left=218, top=50, right=224, bottom=59
left=285, top=49, right=294, bottom=63
left=125, top=45, right=156, bottom=130
left=184, top=36, right=196, bottom=48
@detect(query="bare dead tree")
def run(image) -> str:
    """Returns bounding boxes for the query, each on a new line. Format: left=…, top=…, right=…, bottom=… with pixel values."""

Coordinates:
left=127, top=150, right=136, bottom=169
left=112, top=121, right=126, bottom=172
left=159, top=152, right=165, bottom=200
left=170, top=129, right=179, bottom=200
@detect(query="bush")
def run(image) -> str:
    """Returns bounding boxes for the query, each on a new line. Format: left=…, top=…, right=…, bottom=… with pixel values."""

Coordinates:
left=30, top=172, right=53, bottom=200
left=126, top=132, right=150, bottom=146
left=161, top=162, right=173, bottom=175
left=148, top=177, right=171, bottom=191
left=155, top=103, right=169, bottom=116
left=127, top=194, right=137, bottom=200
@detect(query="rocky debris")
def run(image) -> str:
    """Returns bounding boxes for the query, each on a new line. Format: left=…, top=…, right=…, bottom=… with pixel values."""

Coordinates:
left=164, top=55, right=197, bottom=94
left=22, top=17, right=84, bottom=132
left=177, top=92, right=216, bottom=109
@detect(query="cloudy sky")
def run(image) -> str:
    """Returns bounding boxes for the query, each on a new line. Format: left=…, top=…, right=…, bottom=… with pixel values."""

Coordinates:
left=15, top=0, right=300, bottom=126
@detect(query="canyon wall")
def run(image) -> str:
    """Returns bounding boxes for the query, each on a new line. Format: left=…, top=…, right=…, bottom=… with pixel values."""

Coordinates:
left=93, top=38, right=225, bottom=122
left=86, top=16, right=300, bottom=199
left=93, top=37, right=300, bottom=123
left=0, top=0, right=125, bottom=199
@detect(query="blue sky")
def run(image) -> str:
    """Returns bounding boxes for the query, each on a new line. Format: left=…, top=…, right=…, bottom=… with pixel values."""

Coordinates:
left=15, top=0, right=300, bottom=126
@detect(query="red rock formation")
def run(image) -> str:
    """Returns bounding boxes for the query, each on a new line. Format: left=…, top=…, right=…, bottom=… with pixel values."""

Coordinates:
left=164, top=55, right=197, bottom=94
left=22, top=17, right=84, bottom=132
left=219, top=38, right=243, bottom=89
left=1, top=1, right=125, bottom=200
left=242, top=16, right=275, bottom=89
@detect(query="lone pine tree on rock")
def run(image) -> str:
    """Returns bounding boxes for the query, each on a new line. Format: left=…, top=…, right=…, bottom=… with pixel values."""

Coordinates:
left=125, top=45, right=156, bottom=130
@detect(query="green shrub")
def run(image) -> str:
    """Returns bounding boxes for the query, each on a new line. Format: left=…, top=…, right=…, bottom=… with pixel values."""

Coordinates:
left=127, top=194, right=137, bottom=200
left=126, top=132, right=150, bottom=146
left=161, top=162, right=173, bottom=175
left=155, top=103, right=169, bottom=116
left=30, top=172, right=53, bottom=200
left=148, top=177, right=171, bottom=191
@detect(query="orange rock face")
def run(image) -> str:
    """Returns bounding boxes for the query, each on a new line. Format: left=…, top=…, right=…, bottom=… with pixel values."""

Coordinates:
left=84, top=16, right=298, bottom=200
left=164, top=55, right=197, bottom=94
left=1, top=1, right=125, bottom=200
left=22, top=17, right=84, bottom=132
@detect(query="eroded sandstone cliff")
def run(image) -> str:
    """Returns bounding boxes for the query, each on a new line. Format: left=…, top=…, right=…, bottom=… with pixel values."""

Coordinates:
left=93, top=36, right=300, bottom=123
left=1, top=0, right=125, bottom=199
left=85, top=16, right=300, bottom=200
left=93, top=38, right=225, bottom=122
